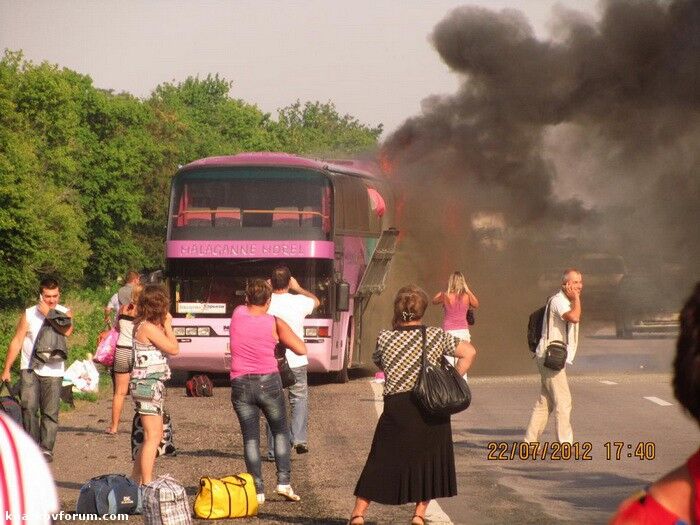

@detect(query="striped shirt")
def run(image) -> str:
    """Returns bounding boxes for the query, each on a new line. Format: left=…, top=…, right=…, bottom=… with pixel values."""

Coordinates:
left=0, top=413, right=58, bottom=524
left=372, top=325, right=459, bottom=396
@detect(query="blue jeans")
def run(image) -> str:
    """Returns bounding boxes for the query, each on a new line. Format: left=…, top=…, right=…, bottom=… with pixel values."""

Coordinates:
left=266, top=365, right=308, bottom=454
left=20, top=370, right=62, bottom=452
left=231, top=373, right=291, bottom=493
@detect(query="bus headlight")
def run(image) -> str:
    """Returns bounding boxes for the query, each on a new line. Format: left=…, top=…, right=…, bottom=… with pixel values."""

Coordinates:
left=197, top=326, right=211, bottom=336
left=173, top=327, right=186, bottom=336
left=185, top=327, right=198, bottom=336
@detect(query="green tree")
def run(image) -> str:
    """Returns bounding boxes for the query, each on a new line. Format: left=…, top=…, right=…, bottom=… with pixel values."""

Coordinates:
left=274, top=100, right=382, bottom=155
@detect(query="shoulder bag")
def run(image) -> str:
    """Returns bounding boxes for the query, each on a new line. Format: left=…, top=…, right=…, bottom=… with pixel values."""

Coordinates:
left=412, top=326, right=471, bottom=417
left=543, top=298, right=568, bottom=371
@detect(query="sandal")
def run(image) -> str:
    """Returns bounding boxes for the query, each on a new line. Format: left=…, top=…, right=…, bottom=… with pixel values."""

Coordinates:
left=105, top=428, right=117, bottom=435
left=348, top=516, right=365, bottom=525
left=411, top=515, right=425, bottom=525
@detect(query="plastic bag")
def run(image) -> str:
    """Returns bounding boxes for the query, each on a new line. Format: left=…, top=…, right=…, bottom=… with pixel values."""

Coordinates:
left=64, top=359, right=100, bottom=393
left=93, top=327, right=118, bottom=367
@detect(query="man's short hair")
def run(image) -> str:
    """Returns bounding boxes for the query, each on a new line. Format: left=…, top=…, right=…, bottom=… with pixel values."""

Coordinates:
left=39, top=277, right=59, bottom=295
left=270, top=266, right=291, bottom=291
left=561, top=268, right=581, bottom=284
left=124, top=270, right=140, bottom=284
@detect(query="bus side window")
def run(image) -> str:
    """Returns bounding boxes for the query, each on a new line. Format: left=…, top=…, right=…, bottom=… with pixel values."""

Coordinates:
left=333, top=174, right=370, bottom=235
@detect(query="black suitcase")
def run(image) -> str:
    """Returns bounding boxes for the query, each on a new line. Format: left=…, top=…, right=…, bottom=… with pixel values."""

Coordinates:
left=131, top=410, right=176, bottom=460
left=0, top=381, right=22, bottom=426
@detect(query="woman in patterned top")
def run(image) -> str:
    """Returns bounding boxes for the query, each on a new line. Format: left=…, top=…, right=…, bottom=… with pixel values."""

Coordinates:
left=129, top=284, right=179, bottom=485
left=611, top=282, right=700, bottom=525
left=349, top=285, right=476, bottom=525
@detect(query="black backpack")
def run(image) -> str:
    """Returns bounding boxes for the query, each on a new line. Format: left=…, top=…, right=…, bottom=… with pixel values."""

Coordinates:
left=76, top=474, right=141, bottom=515
left=527, top=296, right=555, bottom=352
left=0, top=381, right=22, bottom=426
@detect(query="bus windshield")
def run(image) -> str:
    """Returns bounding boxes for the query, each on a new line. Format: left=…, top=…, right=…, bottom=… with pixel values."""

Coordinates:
left=169, top=167, right=331, bottom=241
left=168, top=259, right=333, bottom=318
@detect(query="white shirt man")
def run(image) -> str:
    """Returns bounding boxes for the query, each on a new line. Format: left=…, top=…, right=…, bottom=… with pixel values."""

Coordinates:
left=266, top=267, right=319, bottom=455
left=524, top=269, right=582, bottom=445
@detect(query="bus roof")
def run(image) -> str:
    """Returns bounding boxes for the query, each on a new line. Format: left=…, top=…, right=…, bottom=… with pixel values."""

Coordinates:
left=179, top=152, right=381, bottom=179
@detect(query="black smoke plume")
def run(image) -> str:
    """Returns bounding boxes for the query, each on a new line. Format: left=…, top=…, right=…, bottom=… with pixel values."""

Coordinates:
left=373, top=0, right=700, bottom=374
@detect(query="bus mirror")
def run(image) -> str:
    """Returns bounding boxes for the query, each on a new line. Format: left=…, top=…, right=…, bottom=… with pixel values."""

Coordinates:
left=144, top=269, right=164, bottom=284
left=336, top=281, right=350, bottom=312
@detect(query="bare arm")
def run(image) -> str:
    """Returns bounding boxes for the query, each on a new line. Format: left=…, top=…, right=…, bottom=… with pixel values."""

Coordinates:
left=1, top=315, right=29, bottom=381
left=562, top=284, right=581, bottom=323
left=465, top=288, right=480, bottom=309
left=453, top=340, right=476, bottom=376
left=275, top=317, right=307, bottom=355
left=431, top=292, right=444, bottom=305
left=139, top=315, right=179, bottom=356
left=289, top=277, right=320, bottom=309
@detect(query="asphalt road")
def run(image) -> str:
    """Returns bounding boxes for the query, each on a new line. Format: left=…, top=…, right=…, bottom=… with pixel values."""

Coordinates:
left=50, top=326, right=691, bottom=524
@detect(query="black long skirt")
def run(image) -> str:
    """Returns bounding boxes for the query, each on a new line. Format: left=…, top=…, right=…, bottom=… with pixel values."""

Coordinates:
left=354, top=391, right=457, bottom=505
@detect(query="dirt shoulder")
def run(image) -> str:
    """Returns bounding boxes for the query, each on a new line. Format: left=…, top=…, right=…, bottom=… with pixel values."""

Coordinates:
left=51, top=373, right=420, bottom=524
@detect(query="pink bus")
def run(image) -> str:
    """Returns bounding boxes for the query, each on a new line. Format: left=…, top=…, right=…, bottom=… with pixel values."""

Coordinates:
left=166, top=152, right=398, bottom=382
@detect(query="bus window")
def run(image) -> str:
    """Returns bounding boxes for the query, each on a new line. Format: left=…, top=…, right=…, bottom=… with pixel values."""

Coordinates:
left=332, top=174, right=370, bottom=235
left=169, top=168, right=332, bottom=241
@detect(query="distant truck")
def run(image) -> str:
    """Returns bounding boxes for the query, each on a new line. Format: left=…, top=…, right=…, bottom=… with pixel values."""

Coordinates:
left=536, top=253, right=680, bottom=338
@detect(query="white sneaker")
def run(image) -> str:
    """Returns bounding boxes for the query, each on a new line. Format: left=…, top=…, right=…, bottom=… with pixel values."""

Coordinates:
left=256, top=493, right=265, bottom=504
left=275, top=484, right=301, bottom=501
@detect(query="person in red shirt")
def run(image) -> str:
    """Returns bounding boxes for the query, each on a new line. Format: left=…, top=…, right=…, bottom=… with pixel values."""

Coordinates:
left=611, top=282, right=700, bottom=525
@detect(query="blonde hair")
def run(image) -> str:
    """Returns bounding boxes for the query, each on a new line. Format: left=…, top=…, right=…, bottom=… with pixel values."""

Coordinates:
left=447, top=271, right=469, bottom=295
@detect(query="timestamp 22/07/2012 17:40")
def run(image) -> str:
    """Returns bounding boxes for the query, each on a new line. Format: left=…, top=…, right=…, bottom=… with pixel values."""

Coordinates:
left=486, top=441, right=657, bottom=461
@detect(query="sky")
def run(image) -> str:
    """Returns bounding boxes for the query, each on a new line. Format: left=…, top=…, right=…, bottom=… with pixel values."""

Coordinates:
left=0, top=0, right=598, bottom=136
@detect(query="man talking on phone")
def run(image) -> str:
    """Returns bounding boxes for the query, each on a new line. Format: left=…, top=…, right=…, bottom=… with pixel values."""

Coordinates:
left=1, top=277, right=73, bottom=462
left=524, top=268, right=582, bottom=445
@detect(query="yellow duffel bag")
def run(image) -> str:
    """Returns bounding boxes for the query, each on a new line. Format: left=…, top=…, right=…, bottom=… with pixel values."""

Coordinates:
left=193, top=473, right=258, bottom=519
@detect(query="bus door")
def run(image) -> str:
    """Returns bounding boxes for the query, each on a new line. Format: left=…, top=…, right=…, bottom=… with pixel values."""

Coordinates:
left=352, top=228, right=400, bottom=366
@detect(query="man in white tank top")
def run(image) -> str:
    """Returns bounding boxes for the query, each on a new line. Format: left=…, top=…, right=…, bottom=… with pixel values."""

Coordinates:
left=1, top=278, right=73, bottom=462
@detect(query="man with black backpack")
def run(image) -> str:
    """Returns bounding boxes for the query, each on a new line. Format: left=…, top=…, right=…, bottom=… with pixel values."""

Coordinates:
left=524, top=269, right=582, bottom=445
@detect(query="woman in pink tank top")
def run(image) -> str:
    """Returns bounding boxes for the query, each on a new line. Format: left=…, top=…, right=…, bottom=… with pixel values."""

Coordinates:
left=229, top=279, right=307, bottom=504
left=432, top=272, right=479, bottom=380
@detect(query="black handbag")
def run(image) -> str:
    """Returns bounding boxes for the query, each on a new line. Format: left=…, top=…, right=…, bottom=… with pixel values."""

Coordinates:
left=466, top=308, right=476, bottom=325
left=275, top=343, right=296, bottom=388
left=543, top=341, right=568, bottom=371
left=541, top=298, right=569, bottom=371
left=412, top=326, right=471, bottom=417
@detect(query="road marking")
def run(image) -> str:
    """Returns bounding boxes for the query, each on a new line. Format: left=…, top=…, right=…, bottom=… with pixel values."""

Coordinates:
left=369, top=381, right=454, bottom=525
left=644, top=396, right=673, bottom=406
left=599, top=380, right=618, bottom=385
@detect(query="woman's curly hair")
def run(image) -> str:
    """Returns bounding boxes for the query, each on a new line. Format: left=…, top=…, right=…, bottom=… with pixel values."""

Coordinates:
left=392, top=285, right=429, bottom=329
left=136, top=284, right=169, bottom=327
left=673, top=282, right=700, bottom=423
left=246, top=278, right=271, bottom=306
